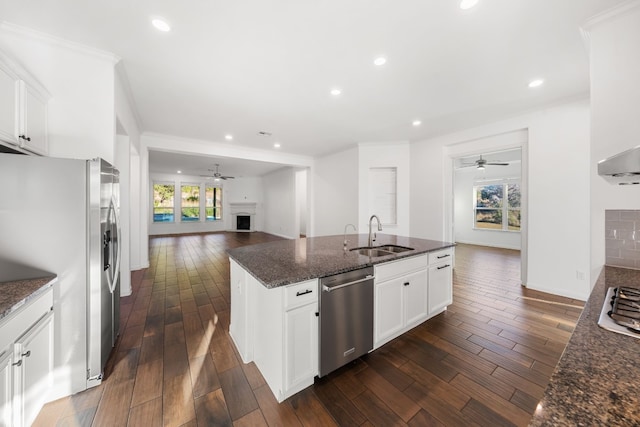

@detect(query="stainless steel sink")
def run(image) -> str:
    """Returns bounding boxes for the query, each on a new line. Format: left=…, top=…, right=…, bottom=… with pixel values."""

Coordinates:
left=352, top=248, right=393, bottom=257
left=350, top=245, right=414, bottom=257
left=376, top=245, right=413, bottom=253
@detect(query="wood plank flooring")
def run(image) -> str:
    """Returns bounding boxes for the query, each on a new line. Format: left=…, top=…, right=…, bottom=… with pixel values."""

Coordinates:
left=33, top=234, right=584, bottom=427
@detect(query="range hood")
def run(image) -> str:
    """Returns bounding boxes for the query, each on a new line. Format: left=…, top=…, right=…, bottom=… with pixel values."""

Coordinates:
left=597, top=145, right=640, bottom=185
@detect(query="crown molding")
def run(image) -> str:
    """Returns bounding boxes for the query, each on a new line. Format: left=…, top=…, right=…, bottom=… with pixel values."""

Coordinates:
left=0, top=21, right=120, bottom=64
left=582, top=0, right=640, bottom=31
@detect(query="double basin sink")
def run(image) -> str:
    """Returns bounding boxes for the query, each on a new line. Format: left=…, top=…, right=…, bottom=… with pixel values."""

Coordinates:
left=350, top=245, right=414, bottom=257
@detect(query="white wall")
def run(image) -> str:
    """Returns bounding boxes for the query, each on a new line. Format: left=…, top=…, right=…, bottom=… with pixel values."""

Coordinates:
left=358, top=142, right=411, bottom=237
left=587, top=3, right=640, bottom=284
left=0, top=23, right=117, bottom=162
left=454, top=161, right=521, bottom=250
left=262, top=167, right=297, bottom=238
left=313, top=147, right=360, bottom=236
left=148, top=172, right=232, bottom=235
left=411, top=100, right=591, bottom=300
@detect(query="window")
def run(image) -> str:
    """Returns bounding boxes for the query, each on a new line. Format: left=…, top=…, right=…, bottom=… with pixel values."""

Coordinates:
left=474, top=183, right=520, bottom=231
left=153, top=183, right=175, bottom=222
left=181, top=184, right=200, bottom=222
left=369, top=167, right=397, bottom=225
left=205, top=185, right=222, bottom=221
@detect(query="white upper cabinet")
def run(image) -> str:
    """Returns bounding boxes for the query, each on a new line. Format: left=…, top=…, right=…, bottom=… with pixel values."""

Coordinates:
left=0, top=64, right=19, bottom=146
left=18, top=81, right=48, bottom=155
left=0, top=51, right=50, bottom=155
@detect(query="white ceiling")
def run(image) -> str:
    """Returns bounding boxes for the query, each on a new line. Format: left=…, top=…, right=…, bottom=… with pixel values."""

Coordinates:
left=0, top=0, right=624, bottom=175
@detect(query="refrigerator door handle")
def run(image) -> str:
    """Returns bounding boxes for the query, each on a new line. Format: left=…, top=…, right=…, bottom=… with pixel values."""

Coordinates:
left=105, top=196, right=122, bottom=294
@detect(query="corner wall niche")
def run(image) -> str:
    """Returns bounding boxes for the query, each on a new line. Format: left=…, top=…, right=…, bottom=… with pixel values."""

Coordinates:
left=230, top=202, right=257, bottom=232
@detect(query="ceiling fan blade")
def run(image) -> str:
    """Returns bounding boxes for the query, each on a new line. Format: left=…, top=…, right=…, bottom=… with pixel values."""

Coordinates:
left=485, top=162, right=509, bottom=166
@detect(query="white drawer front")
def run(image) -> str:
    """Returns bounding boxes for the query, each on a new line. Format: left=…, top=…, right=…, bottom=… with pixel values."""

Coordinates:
left=428, top=248, right=453, bottom=265
left=0, top=287, right=53, bottom=352
left=375, top=254, right=428, bottom=283
left=284, top=279, right=318, bottom=310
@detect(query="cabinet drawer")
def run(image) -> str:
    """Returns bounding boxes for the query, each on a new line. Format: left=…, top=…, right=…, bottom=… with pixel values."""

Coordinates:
left=375, top=254, right=428, bottom=283
left=284, top=279, right=318, bottom=310
left=428, top=248, right=453, bottom=265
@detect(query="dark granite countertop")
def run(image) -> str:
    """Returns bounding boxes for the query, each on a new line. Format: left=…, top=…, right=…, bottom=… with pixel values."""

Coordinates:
left=0, top=260, right=57, bottom=322
left=529, top=266, right=640, bottom=426
left=226, top=234, right=455, bottom=288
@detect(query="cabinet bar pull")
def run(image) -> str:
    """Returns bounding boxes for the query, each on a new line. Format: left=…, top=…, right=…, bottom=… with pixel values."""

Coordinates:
left=22, top=351, right=31, bottom=358
left=404, top=282, right=410, bottom=286
left=12, top=360, right=22, bottom=367
left=19, top=134, right=31, bottom=142
left=437, top=264, right=451, bottom=270
left=437, top=254, right=450, bottom=259
left=296, top=289, right=312, bottom=296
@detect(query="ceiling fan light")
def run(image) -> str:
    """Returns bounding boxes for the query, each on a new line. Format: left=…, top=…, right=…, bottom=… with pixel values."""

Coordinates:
left=477, top=165, right=485, bottom=170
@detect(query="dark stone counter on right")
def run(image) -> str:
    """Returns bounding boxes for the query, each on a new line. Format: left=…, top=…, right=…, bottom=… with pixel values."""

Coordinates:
left=529, top=266, right=640, bottom=426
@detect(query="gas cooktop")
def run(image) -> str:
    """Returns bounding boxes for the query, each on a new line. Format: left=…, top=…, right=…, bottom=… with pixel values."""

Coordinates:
left=598, top=286, right=640, bottom=338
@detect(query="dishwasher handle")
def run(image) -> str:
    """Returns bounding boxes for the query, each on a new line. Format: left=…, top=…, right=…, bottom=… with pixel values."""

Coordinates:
left=322, top=275, right=374, bottom=293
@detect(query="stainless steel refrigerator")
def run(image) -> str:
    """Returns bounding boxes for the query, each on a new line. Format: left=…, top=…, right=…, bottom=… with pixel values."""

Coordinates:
left=0, top=153, right=121, bottom=398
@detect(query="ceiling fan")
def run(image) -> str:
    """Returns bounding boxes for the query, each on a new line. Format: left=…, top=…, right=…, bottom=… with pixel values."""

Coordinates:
left=202, top=164, right=235, bottom=180
left=460, top=155, right=509, bottom=170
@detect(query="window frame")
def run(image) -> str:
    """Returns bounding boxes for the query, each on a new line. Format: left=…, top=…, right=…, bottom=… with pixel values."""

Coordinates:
left=205, top=184, right=223, bottom=221
left=180, top=183, right=201, bottom=222
left=473, top=182, right=520, bottom=232
left=152, top=181, right=176, bottom=223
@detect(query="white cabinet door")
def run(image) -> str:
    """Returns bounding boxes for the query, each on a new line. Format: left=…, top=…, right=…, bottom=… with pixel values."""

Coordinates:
left=0, top=66, right=19, bottom=146
left=18, top=81, right=48, bottom=155
left=229, top=260, right=252, bottom=363
left=14, top=311, right=54, bottom=427
left=0, top=349, right=13, bottom=427
left=284, top=302, right=318, bottom=391
left=374, top=278, right=404, bottom=346
left=403, top=269, right=429, bottom=327
left=428, top=263, right=453, bottom=316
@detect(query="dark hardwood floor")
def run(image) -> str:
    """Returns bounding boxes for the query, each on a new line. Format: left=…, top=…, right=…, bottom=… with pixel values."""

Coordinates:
left=33, top=233, right=584, bottom=427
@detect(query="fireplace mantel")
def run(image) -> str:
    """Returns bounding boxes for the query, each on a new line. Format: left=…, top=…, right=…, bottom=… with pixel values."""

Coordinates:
left=229, top=202, right=257, bottom=232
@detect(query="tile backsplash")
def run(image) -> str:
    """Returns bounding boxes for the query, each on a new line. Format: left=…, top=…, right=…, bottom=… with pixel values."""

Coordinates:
left=606, top=210, right=640, bottom=270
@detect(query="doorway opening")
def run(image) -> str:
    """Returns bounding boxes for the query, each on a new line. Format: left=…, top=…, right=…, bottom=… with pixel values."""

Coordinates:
left=445, top=131, right=528, bottom=286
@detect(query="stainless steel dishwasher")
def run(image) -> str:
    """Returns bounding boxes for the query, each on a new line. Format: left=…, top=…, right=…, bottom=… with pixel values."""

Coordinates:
left=319, top=266, right=374, bottom=377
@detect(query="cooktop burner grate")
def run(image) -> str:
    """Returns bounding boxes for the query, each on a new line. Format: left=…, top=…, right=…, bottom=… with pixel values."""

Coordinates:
left=598, top=287, right=640, bottom=338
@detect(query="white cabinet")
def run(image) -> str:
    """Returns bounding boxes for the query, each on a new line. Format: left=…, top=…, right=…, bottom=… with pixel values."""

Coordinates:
left=0, top=65, right=19, bottom=147
left=428, top=248, right=453, bottom=316
left=229, top=259, right=252, bottom=363
left=374, top=255, right=429, bottom=349
left=0, top=350, right=13, bottom=427
left=0, top=286, right=54, bottom=427
left=17, top=81, right=48, bottom=155
left=13, top=311, right=54, bottom=427
left=229, top=261, right=318, bottom=403
left=0, top=51, right=50, bottom=155
left=284, top=301, right=317, bottom=392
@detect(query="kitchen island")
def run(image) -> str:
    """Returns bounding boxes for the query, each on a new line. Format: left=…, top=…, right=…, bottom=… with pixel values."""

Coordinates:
left=529, top=266, right=640, bottom=426
left=227, top=234, right=455, bottom=402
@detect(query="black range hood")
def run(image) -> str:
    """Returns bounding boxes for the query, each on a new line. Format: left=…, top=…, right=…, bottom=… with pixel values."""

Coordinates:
left=597, top=145, right=640, bottom=185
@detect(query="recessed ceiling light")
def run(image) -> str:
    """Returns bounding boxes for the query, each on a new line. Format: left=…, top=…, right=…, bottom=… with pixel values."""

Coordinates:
left=151, top=18, right=171, bottom=32
left=459, top=0, right=479, bottom=9
left=374, top=57, right=387, bottom=66
left=274, top=143, right=281, bottom=148
left=330, top=88, right=342, bottom=96
left=412, top=120, right=422, bottom=127
left=528, top=79, right=544, bottom=88
left=177, top=170, right=182, bottom=174
left=225, top=134, right=233, bottom=141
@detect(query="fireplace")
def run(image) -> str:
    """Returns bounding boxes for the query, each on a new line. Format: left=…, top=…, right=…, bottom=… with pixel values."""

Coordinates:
left=237, top=215, right=251, bottom=231
left=229, top=202, right=257, bottom=232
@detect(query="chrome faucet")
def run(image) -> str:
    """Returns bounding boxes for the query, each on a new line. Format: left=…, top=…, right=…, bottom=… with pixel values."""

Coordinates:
left=368, top=215, right=383, bottom=247
left=343, top=223, right=357, bottom=250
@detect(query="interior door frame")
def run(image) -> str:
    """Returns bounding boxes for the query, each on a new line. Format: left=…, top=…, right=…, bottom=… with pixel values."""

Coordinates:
left=443, top=130, right=529, bottom=286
